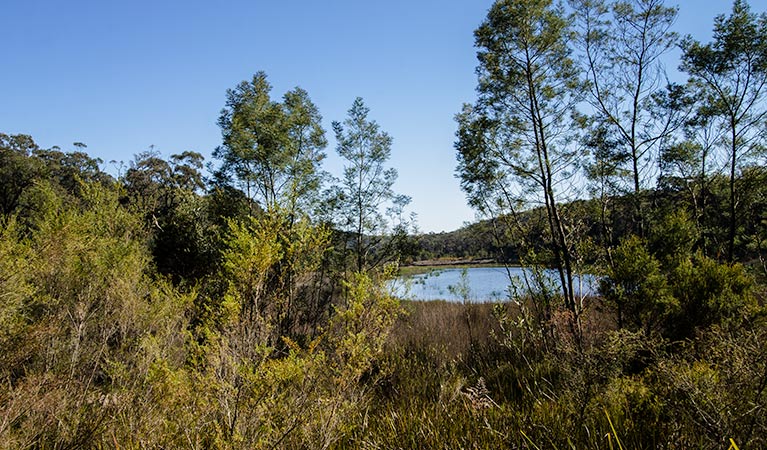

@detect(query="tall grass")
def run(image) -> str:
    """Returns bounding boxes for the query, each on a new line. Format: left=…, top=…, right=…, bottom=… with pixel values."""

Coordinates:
left=338, top=297, right=767, bottom=449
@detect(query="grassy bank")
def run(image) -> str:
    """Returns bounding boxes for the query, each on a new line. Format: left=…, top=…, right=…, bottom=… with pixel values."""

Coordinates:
left=338, top=297, right=767, bottom=449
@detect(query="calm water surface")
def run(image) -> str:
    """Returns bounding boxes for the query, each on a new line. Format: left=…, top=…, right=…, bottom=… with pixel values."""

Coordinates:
left=390, top=266, right=596, bottom=302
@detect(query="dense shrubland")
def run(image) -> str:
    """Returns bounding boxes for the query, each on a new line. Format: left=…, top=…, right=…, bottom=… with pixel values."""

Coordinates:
left=2, top=0, right=767, bottom=448
left=0, top=93, right=407, bottom=448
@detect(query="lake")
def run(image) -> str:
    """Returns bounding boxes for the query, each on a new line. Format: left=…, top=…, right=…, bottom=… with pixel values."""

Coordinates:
left=390, top=266, right=597, bottom=302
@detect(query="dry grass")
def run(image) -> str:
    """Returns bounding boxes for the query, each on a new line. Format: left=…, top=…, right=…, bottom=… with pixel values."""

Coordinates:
left=388, top=300, right=506, bottom=363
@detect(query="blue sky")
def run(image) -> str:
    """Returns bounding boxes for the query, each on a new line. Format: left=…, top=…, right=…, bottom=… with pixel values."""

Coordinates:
left=1, top=1, right=761, bottom=232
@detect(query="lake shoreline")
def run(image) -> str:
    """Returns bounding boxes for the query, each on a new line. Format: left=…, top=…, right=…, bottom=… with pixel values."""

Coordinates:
left=400, top=259, right=518, bottom=276
left=408, top=258, right=498, bottom=266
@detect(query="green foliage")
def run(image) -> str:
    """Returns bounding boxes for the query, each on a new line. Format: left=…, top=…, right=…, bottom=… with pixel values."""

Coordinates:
left=0, top=182, right=195, bottom=448
left=0, top=216, right=35, bottom=373
left=600, top=211, right=759, bottom=339
left=331, top=97, right=413, bottom=273
left=572, top=0, right=682, bottom=235
left=213, top=72, right=327, bottom=215
left=220, top=210, right=331, bottom=345
left=648, top=209, right=699, bottom=266
left=670, top=254, right=756, bottom=337
left=654, top=325, right=767, bottom=447
left=0, top=133, right=44, bottom=215
left=3, top=1, right=767, bottom=446
left=120, top=149, right=219, bottom=281
left=414, top=217, right=520, bottom=262
left=173, top=269, right=401, bottom=449
left=602, top=236, right=676, bottom=333
left=0, top=172, right=407, bottom=449
left=329, top=269, right=402, bottom=381
left=457, top=0, right=582, bottom=215
left=1, top=134, right=113, bottom=222
left=457, top=0, right=587, bottom=315
left=681, top=0, right=767, bottom=260
left=34, top=143, right=113, bottom=196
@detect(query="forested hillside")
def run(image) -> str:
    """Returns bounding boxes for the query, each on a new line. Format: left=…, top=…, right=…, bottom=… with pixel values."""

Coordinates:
left=2, top=0, right=767, bottom=448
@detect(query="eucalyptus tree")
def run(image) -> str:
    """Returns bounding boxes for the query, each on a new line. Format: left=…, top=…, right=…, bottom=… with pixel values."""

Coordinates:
left=213, top=74, right=333, bottom=343
left=0, top=133, right=43, bottom=216
left=332, top=97, right=411, bottom=273
left=213, top=72, right=327, bottom=217
left=1, top=135, right=114, bottom=217
left=658, top=112, right=726, bottom=253
left=456, top=0, right=585, bottom=315
left=120, top=149, right=216, bottom=281
left=282, top=88, right=329, bottom=217
left=680, top=0, right=767, bottom=261
left=570, top=0, right=681, bottom=236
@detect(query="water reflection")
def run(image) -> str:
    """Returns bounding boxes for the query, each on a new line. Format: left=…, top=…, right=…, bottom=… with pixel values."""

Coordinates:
left=390, top=266, right=596, bottom=302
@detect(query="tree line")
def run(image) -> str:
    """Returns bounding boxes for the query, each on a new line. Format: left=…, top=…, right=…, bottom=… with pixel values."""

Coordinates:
left=456, top=0, right=767, bottom=341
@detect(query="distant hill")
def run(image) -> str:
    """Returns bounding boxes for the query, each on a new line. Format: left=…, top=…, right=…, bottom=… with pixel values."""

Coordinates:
left=412, top=216, right=520, bottom=264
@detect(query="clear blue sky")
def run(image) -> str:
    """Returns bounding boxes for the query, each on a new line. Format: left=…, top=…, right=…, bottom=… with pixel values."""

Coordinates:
left=1, top=1, right=762, bottom=232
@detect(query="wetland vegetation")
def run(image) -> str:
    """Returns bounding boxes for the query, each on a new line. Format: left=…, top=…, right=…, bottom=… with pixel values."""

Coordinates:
left=2, top=0, right=767, bottom=448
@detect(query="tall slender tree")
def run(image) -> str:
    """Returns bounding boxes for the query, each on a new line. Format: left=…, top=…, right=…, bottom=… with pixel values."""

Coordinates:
left=333, top=98, right=411, bottom=273
left=456, top=0, right=584, bottom=315
left=680, top=0, right=767, bottom=261
left=571, top=0, right=681, bottom=236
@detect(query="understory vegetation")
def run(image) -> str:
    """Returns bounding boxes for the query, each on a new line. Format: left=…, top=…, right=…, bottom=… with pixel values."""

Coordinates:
left=1, top=169, right=764, bottom=448
left=2, top=0, right=767, bottom=448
